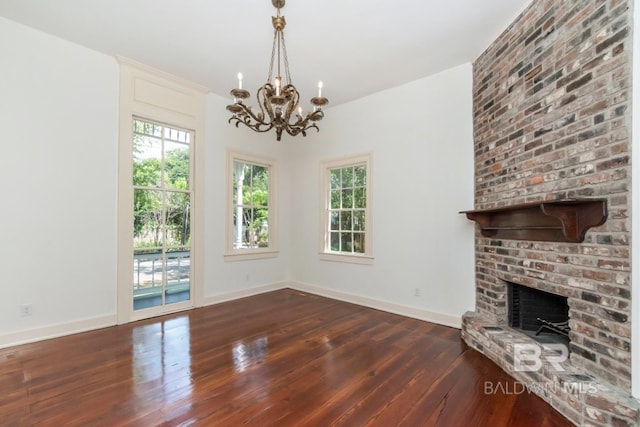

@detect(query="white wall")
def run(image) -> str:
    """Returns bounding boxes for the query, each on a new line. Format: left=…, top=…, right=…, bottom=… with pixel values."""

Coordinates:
left=0, top=17, right=119, bottom=337
left=0, top=17, right=293, bottom=345
left=287, top=63, right=476, bottom=326
left=0, top=15, right=475, bottom=345
left=202, top=94, right=292, bottom=301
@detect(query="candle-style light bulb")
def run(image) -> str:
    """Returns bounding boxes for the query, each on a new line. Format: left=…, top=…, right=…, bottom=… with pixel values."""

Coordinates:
left=237, top=72, right=243, bottom=89
left=298, top=106, right=302, bottom=116
left=318, top=81, right=323, bottom=97
left=275, top=76, right=281, bottom=96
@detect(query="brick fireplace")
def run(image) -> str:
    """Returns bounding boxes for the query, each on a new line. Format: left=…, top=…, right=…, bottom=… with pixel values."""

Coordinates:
left=460, top=0, right=639, bottom=425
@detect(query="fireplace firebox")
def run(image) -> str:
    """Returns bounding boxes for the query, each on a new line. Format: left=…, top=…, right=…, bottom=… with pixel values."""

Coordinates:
left=508, top=282, right=569, bottom=346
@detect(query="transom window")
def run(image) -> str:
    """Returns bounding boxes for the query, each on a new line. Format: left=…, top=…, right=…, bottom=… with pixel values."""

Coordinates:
left=225, top=151, right=278, bottom=260
left=321, top=153, right=373, bottom=264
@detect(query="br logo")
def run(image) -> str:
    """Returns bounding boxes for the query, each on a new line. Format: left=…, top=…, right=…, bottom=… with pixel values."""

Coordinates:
left=513, top=343, right=568, bottom=372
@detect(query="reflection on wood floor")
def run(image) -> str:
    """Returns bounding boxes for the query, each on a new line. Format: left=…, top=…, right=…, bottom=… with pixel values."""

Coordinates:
left=0, top=289, right=572, bottom=426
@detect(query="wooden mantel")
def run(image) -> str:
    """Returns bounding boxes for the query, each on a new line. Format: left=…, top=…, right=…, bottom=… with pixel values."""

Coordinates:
left=460, top=199, right=608, bottom=243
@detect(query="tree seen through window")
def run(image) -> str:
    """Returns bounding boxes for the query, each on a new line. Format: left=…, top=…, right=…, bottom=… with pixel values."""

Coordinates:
left=233, top=161, right=270, bottom=249
left=329, top=163, right=367, bottom=254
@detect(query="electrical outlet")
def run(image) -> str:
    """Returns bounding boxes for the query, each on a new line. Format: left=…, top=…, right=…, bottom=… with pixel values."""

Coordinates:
left=21, top=304, right=32, bottom=317
left=414, top=288, right=420, bottom=297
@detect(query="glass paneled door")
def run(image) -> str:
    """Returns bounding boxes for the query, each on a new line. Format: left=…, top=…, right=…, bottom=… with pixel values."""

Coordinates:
left=132, top=118, right=193, bottom=311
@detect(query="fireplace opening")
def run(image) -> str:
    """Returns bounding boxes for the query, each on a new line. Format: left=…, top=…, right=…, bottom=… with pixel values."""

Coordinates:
left=508, top=282, right=570, bottom=347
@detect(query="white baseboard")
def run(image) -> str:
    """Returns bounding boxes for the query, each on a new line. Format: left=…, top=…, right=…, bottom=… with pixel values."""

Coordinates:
left=0, top=283, right=287, bottom=350
left=0, top=314, right=117, bottom=349
left=0, top=281, right=460, bottom=349
left=199, top=282, right=287, bottom=307
left=288, top=281, right=462, bottom=329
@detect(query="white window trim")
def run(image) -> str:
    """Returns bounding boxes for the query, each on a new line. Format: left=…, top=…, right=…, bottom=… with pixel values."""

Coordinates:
left=224, top=150, right=279, bottom=262
left=319, top=153, right=373, bottom=265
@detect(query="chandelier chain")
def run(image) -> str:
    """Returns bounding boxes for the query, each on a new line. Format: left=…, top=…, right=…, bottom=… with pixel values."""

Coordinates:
left=267, top=29, right=278, bottom=82
left=280, top=32, right=292, bottom=84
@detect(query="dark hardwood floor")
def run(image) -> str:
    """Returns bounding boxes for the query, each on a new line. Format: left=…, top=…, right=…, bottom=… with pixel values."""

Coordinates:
left=1, top=289, right=572, bottom=426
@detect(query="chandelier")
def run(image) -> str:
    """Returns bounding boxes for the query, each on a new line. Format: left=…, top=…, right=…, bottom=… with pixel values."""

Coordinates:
left=226, top=0, right=328, bottom=141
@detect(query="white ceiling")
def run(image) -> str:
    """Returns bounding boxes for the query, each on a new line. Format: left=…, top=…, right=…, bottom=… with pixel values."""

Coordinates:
left=0, top=0, right=531, bottom=107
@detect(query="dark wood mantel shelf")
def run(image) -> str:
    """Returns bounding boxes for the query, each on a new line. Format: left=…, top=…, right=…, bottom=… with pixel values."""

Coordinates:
left=460, top=199, right=608, bottom=242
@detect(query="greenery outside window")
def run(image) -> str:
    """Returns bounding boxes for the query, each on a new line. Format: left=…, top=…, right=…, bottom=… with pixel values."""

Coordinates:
left=225, top=151, right=278, bottom=260
left=320, top=153, right=373, bottom=264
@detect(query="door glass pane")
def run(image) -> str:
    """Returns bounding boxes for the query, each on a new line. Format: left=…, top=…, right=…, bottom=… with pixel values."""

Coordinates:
left=134, top=189, right=164, bottom=248
left=166, top=192, right=190, bottom=247
left=133, top=131, right=161, bottom=188
left=164, top=140, right=190, bottom=190
left=132, top=118, right=193, bottom=312
left=133, top=249, right=164, bottom=310
left=166, top=249, right=190, bottom=305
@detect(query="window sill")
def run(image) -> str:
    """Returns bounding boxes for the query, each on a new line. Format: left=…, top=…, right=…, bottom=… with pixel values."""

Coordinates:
left=224, top=250, right=279, bottom=262
left=319, top=252, right=374, bottom=265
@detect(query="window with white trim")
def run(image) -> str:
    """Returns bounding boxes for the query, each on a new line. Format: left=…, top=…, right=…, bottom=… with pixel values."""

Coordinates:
left=225, top=151, right=278, bottom=260
left=321, top=153, right=372, bottom=264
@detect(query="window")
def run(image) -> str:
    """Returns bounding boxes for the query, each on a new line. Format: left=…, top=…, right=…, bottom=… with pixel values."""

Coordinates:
left=321, top=153, right=373, bottom=264
left=225, top=151, right=278, bottom=260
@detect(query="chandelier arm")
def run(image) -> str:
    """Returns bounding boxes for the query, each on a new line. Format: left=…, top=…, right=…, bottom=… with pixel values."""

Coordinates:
left=258, top=84, right=277, bottom=122
left=228, top=102, right=274, bottom=132
left=280, top=84, right=299, bottom=124
left=285, top=110, right=322, bottom=136
left=241, top=101, right=269, bottom=126
left=230, top=118, right=275, bottom=134
left=298, top=111, right=324, bottom=128
left=284, top=122, right=319, bottom=137
left=228, top=115, right=275, bottom=133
